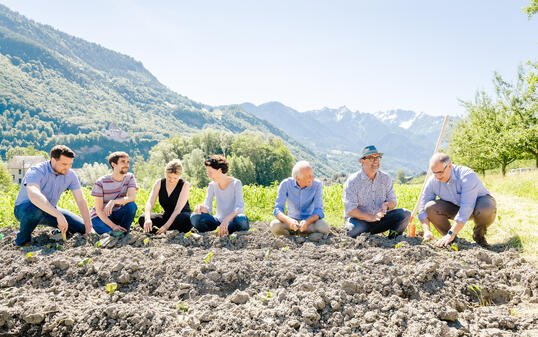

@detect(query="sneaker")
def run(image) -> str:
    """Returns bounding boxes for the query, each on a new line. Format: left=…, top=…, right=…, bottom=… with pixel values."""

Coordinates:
left=15, top=242, right=30, bottom=248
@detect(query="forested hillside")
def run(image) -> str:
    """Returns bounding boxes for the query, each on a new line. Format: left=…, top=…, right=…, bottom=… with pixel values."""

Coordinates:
left=0, top=4, right=333, bottom=176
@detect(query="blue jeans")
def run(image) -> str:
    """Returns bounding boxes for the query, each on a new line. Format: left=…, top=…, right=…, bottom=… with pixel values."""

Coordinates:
left=345, top=208, right=411, bottom=238
left=14, top=201, right=86, bottom=246
left=190, top=213, right=249, bottom=234
left=91, top=202, right=137, bottom=234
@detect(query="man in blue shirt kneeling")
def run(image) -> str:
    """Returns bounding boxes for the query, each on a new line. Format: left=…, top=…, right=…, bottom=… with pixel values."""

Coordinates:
left=419, top=153, right=496, bottom=247
left=270, top=161, right=330, bottom=236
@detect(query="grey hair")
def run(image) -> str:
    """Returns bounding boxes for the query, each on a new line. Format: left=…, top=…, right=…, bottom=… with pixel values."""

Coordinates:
left=429, top=153, right=451, bottom=168
left=292, top=161, right=312, bottom=179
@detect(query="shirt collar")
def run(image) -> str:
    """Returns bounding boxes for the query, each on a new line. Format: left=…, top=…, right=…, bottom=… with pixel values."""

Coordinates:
left=359, top=169, right=376, bottom=181
left=292, top=178, right=309, bottom=190
left=46, top=161, right=58, bottom=176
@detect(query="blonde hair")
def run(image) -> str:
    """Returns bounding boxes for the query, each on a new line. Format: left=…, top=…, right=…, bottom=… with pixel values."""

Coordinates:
left=165, top=159, right=183, bottom=176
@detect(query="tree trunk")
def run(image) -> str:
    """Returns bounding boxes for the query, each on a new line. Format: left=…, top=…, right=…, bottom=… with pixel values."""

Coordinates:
left=501, top=163, right=507, bottom=176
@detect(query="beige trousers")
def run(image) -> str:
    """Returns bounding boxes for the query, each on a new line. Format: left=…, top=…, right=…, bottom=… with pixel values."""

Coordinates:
left=269, top=218, right=330, bottom=236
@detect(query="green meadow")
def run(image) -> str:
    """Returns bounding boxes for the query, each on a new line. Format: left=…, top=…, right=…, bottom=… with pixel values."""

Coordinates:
left=1, top=171, right=536, bottom=262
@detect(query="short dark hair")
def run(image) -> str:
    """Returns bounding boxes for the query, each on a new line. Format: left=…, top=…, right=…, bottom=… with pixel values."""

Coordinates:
left=204, top=155, right=229, bottom=174
left=107, top=151, right=129, bottom=167
left=50, top=145, right=75, bottom=160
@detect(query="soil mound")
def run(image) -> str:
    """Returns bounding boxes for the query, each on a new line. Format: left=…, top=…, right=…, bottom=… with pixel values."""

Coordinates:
left=0, top=223, right=536, bottom=336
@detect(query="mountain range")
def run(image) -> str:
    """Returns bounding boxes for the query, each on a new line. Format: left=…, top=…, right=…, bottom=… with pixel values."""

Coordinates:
left=0, top=3, right=447, bottom=177
left=240, top=102, right=448, bottom=174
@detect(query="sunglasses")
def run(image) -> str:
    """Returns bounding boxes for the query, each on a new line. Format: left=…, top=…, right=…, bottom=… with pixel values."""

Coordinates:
left=363, top=155, right=382, bottom=161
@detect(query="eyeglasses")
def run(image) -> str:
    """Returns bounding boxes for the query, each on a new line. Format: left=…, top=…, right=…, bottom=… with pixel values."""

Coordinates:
left=432, top=164, right=448, bottom=175
left=363, top=155, right=382, bottom=162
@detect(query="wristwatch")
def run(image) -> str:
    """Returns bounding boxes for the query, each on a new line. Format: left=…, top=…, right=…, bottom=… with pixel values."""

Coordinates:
left=448, top=229, right=455, bottom=236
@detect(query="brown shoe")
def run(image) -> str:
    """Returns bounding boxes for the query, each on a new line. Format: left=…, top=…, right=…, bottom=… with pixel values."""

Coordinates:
left=473, top=224, right=489, bottom=246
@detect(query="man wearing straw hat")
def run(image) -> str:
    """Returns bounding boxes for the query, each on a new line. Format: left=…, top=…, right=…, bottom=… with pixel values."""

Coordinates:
left=418, top=153, right=496, bottom=247
left=342, top=145, right=411, bottom=238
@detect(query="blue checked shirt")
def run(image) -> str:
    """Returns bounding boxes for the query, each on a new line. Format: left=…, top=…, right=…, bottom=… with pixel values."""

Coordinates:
left=342, top=169, right=397, bottom=219
left=273, top=177, right=325, bottom=220
left=418, top=164, right=490, bottom=223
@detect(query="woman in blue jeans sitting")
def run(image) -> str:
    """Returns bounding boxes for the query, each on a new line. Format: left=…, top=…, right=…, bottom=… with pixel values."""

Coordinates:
left=190, top=155, right=249, bottom=235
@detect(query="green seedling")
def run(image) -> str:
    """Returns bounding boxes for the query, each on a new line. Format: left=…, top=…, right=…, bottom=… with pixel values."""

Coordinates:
left=175, top=302, right=189, bottom=312
left=394, top=242, right=403, bottom=249
left=451, top=243, right=459, bottom=251
left=248, top=227, right=256, bottom=231
left=259, top=291, right=273, bottom=303
left=467, top=284, right=491, bottom=306
left=105, top=283, right=118, bottom=297
left=282, top=246, right=289, bottom=251
left=204, top=252, right=214, bottom=264
left=26, top=252, right=34, bottom=262
left=265, top=249, right=272, bottom=259
left=184, top=231, right=192, bottom=238
left=153, top=226, right=159, bottom=231
left=229, top=234, right=237, bottom=240
left=78, top=258, right=91, bottom=266
left=94, top=241, right=102, bottom=248
left=56, top=244, right=63, bottom=250
left=0, top=234, right=4, bottom=240
left=214, top=227, right=220, bottom=234
left=143, top=238, right=150, bottom=246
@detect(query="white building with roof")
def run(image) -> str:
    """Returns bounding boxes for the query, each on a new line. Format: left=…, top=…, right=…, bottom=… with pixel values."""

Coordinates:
left=7, top=155, right=46, bottom=184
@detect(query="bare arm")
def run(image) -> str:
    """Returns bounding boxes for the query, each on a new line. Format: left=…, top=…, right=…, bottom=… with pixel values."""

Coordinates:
left=276, top=212, right=299, bottom=228
left=71, top=188, right=92, bottom=234
left=347, top=208, right=378, bottom=222
left=94, top=196, right=121, bottom=231
left=26, top=183, right=63, bottom=218
left=144, top=180, right=160, bottom=220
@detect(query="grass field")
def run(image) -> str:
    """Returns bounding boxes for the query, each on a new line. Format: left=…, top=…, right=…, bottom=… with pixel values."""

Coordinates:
left=1, top=171, right=536, bottom=261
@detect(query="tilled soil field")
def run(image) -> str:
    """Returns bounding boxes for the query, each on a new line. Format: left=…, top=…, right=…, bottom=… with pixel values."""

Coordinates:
left=0, top=223, right=537, bottom=337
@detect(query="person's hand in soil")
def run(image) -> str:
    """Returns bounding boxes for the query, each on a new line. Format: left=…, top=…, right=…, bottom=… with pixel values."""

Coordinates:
left=156, top=223, right=170, bottom=234
left=144, top=218, right=153, bottom=233
left=218, top=221, right=229, bottom=236
left=423, top=229, right=434, bottom=241
left=56, top=214, right=69, bottom=234
left=110, top=223, right=127, bottom=233
left=435, top=233, right=455, bottom=247
left=298, top=220, right=309, bottom=232
left=288, top=218, right=300, bottom=231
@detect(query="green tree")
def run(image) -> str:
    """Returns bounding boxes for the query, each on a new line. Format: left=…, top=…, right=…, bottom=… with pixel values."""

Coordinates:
left=78, top=162, right=110, bottom=186
left=523, top=0, right=538, bottom=18
left=183, top=149, right=210, bottom=187
left=229, top=155, right=257, bottom=185
left=396, top=170, right=407, bottom=184
left=453, top=90, right=521, bottom=176
left=5, top=145, right=48, bottom=161
left=0, top=161, right=12, bottom=192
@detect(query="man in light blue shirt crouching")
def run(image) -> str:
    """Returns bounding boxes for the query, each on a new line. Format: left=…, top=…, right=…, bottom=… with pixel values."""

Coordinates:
left=270, top=161, right=330, bottom=236
left=419, top=153, right=496, bottom=247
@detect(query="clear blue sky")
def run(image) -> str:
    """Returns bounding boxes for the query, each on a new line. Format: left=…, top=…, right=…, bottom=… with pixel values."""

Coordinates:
left=1, top=0, right=537, bottom=116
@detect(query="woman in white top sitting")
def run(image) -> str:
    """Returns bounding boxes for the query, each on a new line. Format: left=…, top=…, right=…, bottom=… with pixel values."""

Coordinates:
left=190, top=155, right=249, bottom=235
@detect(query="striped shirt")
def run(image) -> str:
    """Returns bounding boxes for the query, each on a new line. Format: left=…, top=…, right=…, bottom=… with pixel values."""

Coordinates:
left=342, top=169, right=397, bottom=220
left=90, top=173, right=138, bottom=218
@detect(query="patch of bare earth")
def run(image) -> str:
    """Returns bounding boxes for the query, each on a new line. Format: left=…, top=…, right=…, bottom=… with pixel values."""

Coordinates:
left=0, top=223, right=537, bottom=337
